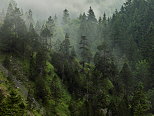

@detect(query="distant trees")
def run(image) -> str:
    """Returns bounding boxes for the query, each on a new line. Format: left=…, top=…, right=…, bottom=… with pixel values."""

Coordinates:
left=0, top=1, right=27, bottom=56
left=0, top=0, right=153, bottom=115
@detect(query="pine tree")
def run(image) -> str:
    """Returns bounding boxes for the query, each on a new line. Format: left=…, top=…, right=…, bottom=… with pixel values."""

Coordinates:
left=87, top=6, right=97, bottom=22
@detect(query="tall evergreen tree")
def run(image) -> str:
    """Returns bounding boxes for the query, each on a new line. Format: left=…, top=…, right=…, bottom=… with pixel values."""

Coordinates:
left=87, top=6, right=97, bottom=22
left=40, top=26, right=52, bottom=49
left=60, top=33, right=71, bottom=56
left=63, top=9, right=70, bottom=24
left=25, top=9, right=34, bottom=29
left=79, top=36, right=92, bottom=67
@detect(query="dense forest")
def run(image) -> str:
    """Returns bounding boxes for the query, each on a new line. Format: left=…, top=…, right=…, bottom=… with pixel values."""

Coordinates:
left=0, top=0, right=154, bottom=116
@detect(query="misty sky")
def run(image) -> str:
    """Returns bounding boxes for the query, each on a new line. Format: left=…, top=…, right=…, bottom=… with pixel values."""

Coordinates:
left=0, top=0, right=126, bottom=19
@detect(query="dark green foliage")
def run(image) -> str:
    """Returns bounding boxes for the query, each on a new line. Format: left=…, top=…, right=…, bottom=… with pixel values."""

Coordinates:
left=131, top=83, right=151, bottom=116
left=29, top=53, right=36, bottom=81
left=79, top=36, right=92, bottom=66
left=70, top=46, right=77, bottom=59
left=35, top=49, right=48, bottom=76
left=59, top=33, right=71, bottom=56
left=3, top=56, right=11, bottom=69
left=35, top=77, right=49, bottom=103
left=119, top=63, right=133, bottom=95
left=94, top=42, right=117, bottom=79
left=0, top=91, right=26, bottom=116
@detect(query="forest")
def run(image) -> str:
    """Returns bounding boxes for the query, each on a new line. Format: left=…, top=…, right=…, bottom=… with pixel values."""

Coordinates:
left=0, top=0, right=154, bottom=116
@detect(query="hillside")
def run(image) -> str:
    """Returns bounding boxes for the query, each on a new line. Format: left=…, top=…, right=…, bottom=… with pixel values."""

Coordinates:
left=0, top=0, right=154, bottom=116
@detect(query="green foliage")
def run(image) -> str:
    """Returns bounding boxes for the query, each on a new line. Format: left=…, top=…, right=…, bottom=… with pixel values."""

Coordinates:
left=119, top=63, right=133, bottom=95
left=132, top=83, right=151, bottom=116
left=135, top=60, right=150, bottom=88
left=0, top=0, right=154, bottom=115
left=0, top=90, right=26, bottom=116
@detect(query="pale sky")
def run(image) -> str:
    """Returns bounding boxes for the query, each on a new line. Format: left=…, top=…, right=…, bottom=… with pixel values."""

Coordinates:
left=0, top=0, right=126, bottom=19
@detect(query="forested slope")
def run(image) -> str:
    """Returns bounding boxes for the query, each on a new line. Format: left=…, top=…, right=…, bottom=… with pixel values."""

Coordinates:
left=0, top=0, right=154, bottom=116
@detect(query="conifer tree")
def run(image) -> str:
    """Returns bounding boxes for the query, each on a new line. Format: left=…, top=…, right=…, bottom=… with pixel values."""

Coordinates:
left=79, top=36, right=92, bottom=67
left=87, top=6, right=97, bottom=22
left=40, top=26, right=52, bottom=49
left=60, top=33, right=71, bottom=56
left=25, top=9, right=34, bottom=29
left=63, top=9, right=70, bottom=24
left=79, top=13, right=88, bottom=36
left=71, top=46, right=76, bottom=58
left=46, top=16, right=55, bottom=34
left=35, top=21, right=41, bottom=35
left=119, top=63, right=133, bottom=95
left=0, top=91, right=26, bottom=116
left=94, top=42, right=116, bottom=79
left=131, top=83, right=151, bottom=116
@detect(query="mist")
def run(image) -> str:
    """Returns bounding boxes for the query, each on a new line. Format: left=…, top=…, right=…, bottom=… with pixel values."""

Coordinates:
left=0, top=0, right=126, bottom=19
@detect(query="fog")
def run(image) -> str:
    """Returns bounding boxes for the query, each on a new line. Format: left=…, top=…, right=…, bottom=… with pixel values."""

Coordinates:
left=0, top=0, right=126, bottom=19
